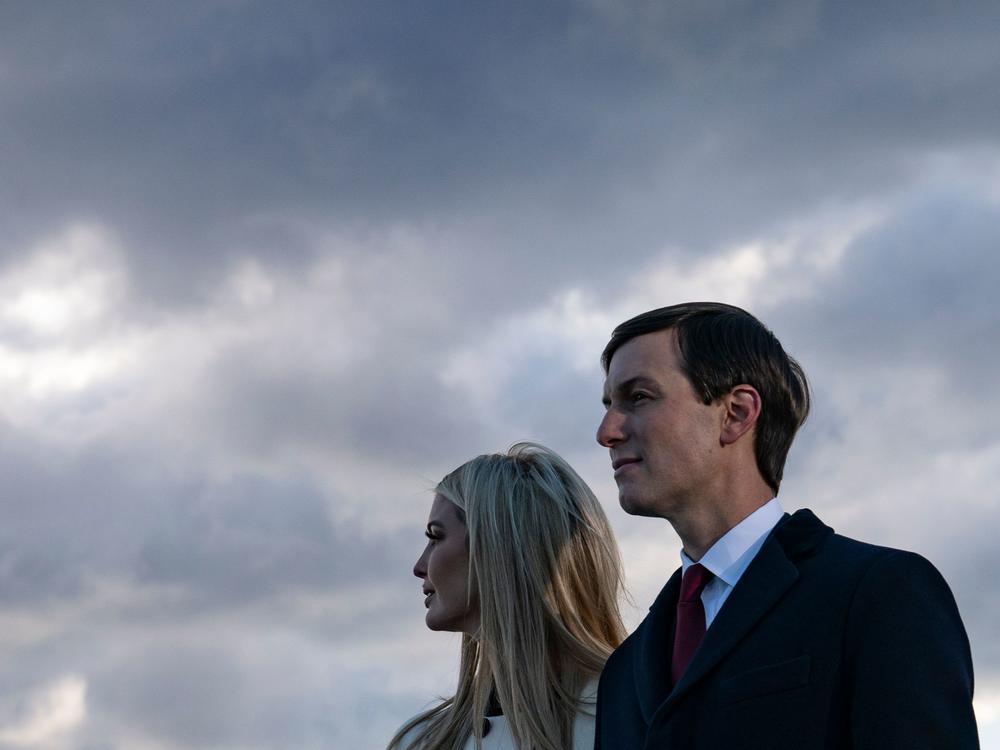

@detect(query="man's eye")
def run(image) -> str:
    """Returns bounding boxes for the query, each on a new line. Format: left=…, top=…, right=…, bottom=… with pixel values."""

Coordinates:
left=631, top=392, right=649, bottom=403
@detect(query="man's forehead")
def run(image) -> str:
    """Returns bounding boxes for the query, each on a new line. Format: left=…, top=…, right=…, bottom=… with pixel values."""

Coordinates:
left=604, top=330, right=678, bottom=380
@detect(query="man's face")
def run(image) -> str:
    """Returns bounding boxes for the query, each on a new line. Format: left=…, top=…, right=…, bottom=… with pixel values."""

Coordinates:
left=597, top=329, right=723, bottom=519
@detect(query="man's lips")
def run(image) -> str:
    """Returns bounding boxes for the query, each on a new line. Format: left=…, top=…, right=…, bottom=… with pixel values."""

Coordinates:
left=423, top=590, right=435, bottom=607
left=612, top=457, right=641, bottom=477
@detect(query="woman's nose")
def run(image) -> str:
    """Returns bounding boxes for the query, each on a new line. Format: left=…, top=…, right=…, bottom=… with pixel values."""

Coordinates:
left=413, top=545, right=429, bottom=579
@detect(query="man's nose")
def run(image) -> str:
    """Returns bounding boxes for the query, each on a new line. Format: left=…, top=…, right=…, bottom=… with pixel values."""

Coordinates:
left=597, top=408, right=626, bottom=447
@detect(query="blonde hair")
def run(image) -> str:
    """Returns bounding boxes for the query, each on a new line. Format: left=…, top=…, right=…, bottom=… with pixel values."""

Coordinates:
left=389, top=442, right=626, bottom=750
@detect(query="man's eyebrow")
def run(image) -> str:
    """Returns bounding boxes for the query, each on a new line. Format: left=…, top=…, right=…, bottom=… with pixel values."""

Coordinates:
left=603, top=376, right=659, bottom=404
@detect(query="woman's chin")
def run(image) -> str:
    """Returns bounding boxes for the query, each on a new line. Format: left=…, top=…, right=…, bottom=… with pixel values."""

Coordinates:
left=424, top=610, right=450, bottom=632
left=425, top=611, right=475, bottom=634
left=423, top=598, right=479, bottom=633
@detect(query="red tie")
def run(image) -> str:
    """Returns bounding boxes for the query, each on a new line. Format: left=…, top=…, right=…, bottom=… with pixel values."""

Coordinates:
left=671, top=563, right=714, bottom=685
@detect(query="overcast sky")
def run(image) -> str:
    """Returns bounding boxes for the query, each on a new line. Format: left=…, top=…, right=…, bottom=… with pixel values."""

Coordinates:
left=1, top=2, right=998, bottom=748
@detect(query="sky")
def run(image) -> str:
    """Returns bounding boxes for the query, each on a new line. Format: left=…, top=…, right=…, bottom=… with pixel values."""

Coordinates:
left=1, top=1, right=998, bottom=747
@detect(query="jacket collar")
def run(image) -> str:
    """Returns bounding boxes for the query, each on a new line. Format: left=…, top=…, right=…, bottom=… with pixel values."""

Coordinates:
left=633, top=508, right=833, bottom=725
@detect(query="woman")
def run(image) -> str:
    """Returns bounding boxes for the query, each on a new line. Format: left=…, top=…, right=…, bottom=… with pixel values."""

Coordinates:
left=389, top=442, right=626, bottom=750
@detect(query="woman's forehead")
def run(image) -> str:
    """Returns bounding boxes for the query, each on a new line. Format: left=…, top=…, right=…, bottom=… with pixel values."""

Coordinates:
left=428, top=493, right=464, bottom=526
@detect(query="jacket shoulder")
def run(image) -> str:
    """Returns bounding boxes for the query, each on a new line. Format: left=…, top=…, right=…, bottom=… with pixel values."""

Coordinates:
left=777, top=508, right=929, bottom=572
left=600, top=614, right=644, bottom=681
left=817, top=529, right=943, bottom=581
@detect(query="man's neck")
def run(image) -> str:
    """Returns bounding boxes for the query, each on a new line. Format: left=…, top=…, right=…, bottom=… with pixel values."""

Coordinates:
left=672, top=488, right=774, bottom=561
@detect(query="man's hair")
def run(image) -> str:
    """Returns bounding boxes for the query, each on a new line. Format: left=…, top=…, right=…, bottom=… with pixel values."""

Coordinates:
left=601, top=302, right=810, bottom=494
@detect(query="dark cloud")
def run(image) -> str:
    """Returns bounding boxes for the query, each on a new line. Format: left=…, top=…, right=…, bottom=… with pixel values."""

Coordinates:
left=3, top=0, right=998, bottom=305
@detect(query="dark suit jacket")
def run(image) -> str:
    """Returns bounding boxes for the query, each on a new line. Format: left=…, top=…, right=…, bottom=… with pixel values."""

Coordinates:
left=596, top=509, right=978, bottom=749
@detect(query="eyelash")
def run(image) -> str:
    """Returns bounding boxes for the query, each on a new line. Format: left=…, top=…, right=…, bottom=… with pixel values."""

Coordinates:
left=425, top=531, right=440, bottom=542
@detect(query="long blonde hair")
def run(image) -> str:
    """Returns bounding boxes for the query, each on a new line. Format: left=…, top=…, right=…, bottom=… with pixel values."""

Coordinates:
left=389, top=442, right=626, bottom=750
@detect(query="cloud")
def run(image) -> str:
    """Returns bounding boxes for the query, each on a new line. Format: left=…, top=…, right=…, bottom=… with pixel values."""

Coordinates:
left=2, top=0, right=996, bottom=306
left=0, top=224, right=133, bottom=401
left=0, top=675, right=87, bottom=748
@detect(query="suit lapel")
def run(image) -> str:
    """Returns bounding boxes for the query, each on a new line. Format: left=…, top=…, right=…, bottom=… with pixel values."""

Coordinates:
left=634, top=567, right=682, bottom=724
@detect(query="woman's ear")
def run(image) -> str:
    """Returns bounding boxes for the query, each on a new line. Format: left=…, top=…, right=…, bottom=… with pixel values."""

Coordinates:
left=720, top=384, right=762, bottom=446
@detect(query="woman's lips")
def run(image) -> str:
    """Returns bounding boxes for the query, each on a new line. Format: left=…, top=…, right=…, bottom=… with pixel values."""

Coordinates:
left=424, top=592, right=435, bottom=608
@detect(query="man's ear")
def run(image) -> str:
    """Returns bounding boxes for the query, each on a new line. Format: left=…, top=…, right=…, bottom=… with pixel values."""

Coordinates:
left=720, top=385, right=762, bottom=446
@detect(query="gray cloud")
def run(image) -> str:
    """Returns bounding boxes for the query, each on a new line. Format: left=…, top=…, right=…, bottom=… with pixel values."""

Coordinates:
left=3, top=1, right=998, bottom=305
left=779, top=189, right=1000, bottom=445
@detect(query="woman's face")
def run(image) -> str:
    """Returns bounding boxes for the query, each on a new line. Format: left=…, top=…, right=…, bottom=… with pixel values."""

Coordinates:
left=413, top=494, right=479, bottom=635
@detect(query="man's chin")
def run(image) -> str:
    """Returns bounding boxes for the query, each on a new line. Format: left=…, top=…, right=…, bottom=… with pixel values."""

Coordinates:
left=618, top=491, right=659, bottom=518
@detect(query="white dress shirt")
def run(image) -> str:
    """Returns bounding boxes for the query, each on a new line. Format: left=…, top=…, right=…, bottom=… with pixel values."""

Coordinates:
left=679, top=498, right=784, bottom=629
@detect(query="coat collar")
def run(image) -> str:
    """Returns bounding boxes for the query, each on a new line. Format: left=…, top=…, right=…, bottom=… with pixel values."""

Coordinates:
left=633, top=508, right=833, bottom=725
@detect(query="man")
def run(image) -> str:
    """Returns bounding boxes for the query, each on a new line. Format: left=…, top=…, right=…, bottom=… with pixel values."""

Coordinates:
left=594, top=302, right=978, bottom=748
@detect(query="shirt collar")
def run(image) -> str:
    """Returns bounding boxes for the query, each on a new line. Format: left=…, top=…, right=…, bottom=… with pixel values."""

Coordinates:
left=680, top=498, right=784, bottom=587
